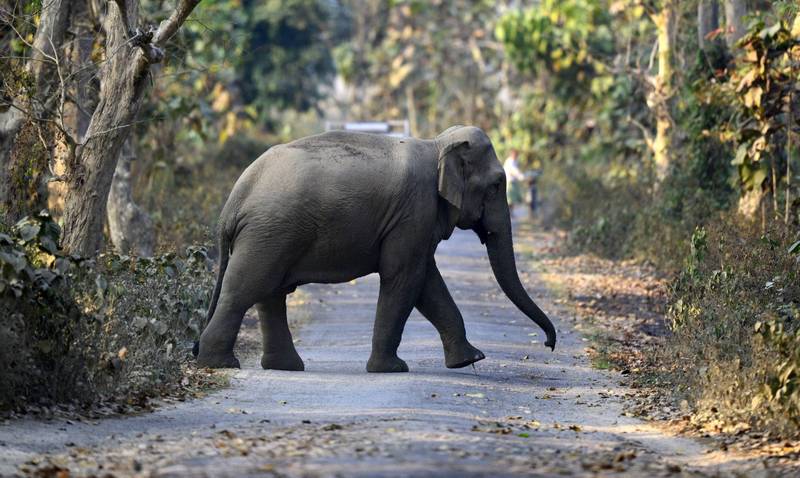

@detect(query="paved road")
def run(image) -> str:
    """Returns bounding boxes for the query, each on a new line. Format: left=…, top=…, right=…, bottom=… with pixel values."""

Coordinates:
left=0, top=228, right=753, bottom=477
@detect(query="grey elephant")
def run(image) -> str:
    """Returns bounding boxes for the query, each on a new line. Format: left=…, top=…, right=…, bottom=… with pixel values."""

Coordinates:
left=195, top=125, right=556, bottom=372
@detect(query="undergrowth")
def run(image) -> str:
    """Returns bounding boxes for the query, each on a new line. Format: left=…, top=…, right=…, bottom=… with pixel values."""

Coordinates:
left=543, top=160, right=800, bottom=437
left=0, top=211, right=214, bottom=411
left=661, top=220, right=800, bottom=436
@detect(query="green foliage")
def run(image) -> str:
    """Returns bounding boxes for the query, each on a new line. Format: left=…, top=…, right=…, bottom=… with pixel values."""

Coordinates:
left=524, top=2, right=800, bottom=440
left=239, top=0, right=340, bottom=118
left=165, top=0, right=340, bottom=131
left=722, top=15, right=800, bottom=194
left=669, top=66, right=736, bottom=214
left=0, top=212, right=213, bottom=410
left=496, top=0, right=614, bottom=100
left=494, top=1, right=650, bottom=177
left=0, top=212, right=84, bottom=406
left=129, top=0, right=342, bottom=250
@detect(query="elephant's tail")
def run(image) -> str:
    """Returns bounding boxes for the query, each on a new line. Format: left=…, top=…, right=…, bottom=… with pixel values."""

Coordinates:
left=193, top=220, right=233, bottom=357
left=206, top=228, right=231, bottom=325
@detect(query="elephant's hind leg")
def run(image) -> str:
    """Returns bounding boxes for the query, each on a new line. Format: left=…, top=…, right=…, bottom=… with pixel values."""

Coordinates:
left=416, top=260, right=485, bottom=369
left=197, top=248, right=269, bottom=369
left=257, top=295, right=304, bottom=371
left=196, top=291, right=250, bottom=369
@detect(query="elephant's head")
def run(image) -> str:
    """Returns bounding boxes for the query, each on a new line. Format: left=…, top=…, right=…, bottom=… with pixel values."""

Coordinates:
left=435, top=126, right=557, bottom=350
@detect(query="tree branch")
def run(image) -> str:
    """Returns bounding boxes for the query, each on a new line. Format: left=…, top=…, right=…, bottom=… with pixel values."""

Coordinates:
left=629, top=116, right=654, bottom=152
left=131, top=0, right=201, bottom=69
left=152, top=0, right=201, bottom=47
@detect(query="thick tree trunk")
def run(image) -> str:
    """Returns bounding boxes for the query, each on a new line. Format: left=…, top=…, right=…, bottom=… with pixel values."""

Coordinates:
left=697, top=0, right=720, bottom=52
left=738, top=187, right=763, bottom=219
left=60, top=0, right=201, bottom=255
left=49, top=0, right=95, bottom=217
left=60, top=1, right=144, bottom=255
left=724, top=0, right=748, bottom=49
left=0, top=0, right=71, bottom=219
left=650, top=1, right=676, bottom=183
left=107, top=138, right=154, bottom=256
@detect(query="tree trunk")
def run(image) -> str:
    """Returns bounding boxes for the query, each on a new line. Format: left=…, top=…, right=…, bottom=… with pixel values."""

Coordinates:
left=724, top=0, right=748, bottom=49
left=28, top=0, right=71, bottom=97
left=107, top=137, right=154, bottom=256
left=0, top=0, right=71, bottom=219
left=60, top=0, right=201, bottom=255
left=650, top=1, right=676, bottom=183
left=697, top=0, right=720, bottom=52
left=49, top=0, right=95, bottom=217
left=738, top=187, right=763, bottom=220
left=60, top=1, right=143, bottom=255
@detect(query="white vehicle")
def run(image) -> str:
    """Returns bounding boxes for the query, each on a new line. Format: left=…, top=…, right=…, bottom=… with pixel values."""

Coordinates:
left=324, top=120, right=410, bottom=138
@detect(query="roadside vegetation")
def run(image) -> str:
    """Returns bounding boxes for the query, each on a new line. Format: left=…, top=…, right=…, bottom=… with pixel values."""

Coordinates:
left=506, top=1, right=800, bottom=442
left=0, top=211, right=216, bottom=412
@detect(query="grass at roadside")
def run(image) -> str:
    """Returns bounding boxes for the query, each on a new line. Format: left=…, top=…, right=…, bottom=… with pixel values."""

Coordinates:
left=516, top=221, right=666, bottom=376
left=519, top=220, right=800, bottom=469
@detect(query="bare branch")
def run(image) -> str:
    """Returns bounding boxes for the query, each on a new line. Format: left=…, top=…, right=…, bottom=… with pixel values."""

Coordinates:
left=80, top=116, right=159, bottom=145
left=628, top=116, right=654, bottom=152
left=647, top=37, right=658, bottom=73
left=152, top=0, right=201, bottom=47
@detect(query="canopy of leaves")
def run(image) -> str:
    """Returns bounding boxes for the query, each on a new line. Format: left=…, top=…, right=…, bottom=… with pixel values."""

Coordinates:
left=723, top=16, right=800, bottom=191
left=496, top=0, right=615, bottom=101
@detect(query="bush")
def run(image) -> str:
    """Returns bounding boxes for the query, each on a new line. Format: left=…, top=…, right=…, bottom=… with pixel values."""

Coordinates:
left=0, top=212, right=86, bottom=406
left=0, top=211, right=214, bottom=410
left=538, top=149, right=734, bottom=271
left=659, top=220, right=800, bottom=435
left=544, top=168, right=644, bottom=260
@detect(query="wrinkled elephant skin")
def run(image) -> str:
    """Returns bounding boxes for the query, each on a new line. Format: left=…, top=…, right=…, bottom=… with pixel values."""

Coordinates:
left=195, top=126, right=556, bottom=372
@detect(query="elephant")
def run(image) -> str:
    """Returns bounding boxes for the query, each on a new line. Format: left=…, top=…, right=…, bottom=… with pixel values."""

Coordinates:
left=194, top=125, right=556, bottom=372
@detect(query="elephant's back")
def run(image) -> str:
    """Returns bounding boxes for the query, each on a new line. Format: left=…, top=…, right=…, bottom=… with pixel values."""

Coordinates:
left=283, top=131, right=399, bottom=159
left=248, top=132, right=429, bottom=198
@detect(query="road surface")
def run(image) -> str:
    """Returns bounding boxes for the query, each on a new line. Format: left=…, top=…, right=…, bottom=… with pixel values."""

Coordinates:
left=0, top=228, right=757, bottom=476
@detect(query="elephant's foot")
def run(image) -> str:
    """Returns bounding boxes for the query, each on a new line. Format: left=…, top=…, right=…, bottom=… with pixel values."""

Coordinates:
left=444, top=341, right=485, bottom=369
left=366, top=354, right=409, bottom=373
left=261, top=350, right=305, bottom=371
left=196, top=351, right=240, bottom=369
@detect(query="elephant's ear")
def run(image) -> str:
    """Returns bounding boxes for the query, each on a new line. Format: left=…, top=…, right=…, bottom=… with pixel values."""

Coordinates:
left=437, top=140, right=468, bottom=210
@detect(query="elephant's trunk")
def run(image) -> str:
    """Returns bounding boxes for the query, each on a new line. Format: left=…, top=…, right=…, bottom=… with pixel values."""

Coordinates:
left=482, top=213, right=557, bottom=350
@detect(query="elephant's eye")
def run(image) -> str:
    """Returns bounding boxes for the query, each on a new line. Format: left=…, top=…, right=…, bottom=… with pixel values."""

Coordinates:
left=487, top=180, right=501, bottom=198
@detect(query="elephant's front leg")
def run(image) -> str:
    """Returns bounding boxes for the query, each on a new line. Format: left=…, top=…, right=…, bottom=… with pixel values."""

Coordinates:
left=257, top=295, right=304, bottom=371
left=416, top=260, right=485, bottom=368
left=366, top=257, right=427, bottom=373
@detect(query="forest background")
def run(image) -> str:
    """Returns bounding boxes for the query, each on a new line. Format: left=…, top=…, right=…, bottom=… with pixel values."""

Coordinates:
left=1, top=0, right=799, bottom=443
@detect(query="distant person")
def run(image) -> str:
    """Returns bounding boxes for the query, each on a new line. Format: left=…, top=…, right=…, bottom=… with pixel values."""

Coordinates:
left=503, top=149, right=525, bottom=214
left=527, top=171, right=539, bottom=215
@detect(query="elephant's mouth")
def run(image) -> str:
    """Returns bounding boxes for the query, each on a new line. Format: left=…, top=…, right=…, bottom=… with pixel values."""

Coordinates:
left=472, top=221, right=489, bottom=244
